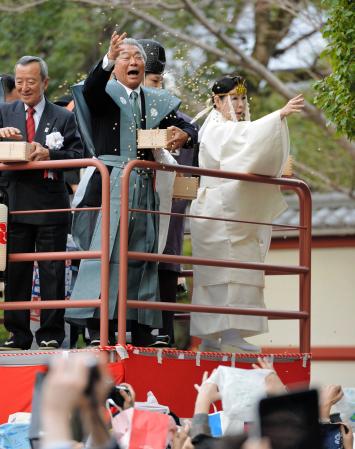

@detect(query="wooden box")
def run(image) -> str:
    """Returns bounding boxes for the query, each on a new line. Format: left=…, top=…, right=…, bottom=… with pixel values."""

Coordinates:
left=0, top=142, right=31, bottom=162
left=173, top=176, right=199, bottom=200
left=137, top=129, right=173, bottom=149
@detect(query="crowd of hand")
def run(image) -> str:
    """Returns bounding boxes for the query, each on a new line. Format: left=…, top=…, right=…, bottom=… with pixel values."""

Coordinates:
left=38, top=353, right=353, bottom=449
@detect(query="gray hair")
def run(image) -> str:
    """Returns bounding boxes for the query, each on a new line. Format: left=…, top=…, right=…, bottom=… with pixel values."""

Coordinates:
left=14, top=56, right=48, bottom=80
left=121, top=38, right=147, bottom=62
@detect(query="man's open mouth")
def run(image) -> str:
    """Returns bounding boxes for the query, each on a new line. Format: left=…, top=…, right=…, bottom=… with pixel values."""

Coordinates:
left=127, top=70, right=139, bottom=76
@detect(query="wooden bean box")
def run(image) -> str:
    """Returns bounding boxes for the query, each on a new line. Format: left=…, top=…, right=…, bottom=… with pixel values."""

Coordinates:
left=0, top=142, right=31, bottom=162
left=137, top=129, right=174, bottom=149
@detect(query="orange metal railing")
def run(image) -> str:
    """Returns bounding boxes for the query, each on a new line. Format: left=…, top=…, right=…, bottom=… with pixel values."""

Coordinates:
left=0, top=158, right=111, bottom=345
left=118, top=160, right=312, bottom=352
left=0, top=158, right=312, bottom=353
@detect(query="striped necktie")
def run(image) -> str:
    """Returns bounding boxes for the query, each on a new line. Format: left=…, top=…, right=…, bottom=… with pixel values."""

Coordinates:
left=130, top=91, right=141, bottom=128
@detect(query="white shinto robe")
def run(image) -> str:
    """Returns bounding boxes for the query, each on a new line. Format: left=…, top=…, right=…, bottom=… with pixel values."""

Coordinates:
left=190, top=109, right=289, bottom=338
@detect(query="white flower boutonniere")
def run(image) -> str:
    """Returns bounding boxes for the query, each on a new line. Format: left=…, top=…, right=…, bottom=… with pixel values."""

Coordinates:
left=45, top=132, right=64, bottom=180
left=45, top=131, right=64, bottom=150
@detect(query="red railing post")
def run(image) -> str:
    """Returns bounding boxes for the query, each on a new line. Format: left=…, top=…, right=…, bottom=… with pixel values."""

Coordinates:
left=0, top=158, right=111, bottom=346
left=117, top=161, right=135, bottom=344
left=98, top=160, right=110, bottom=346
left=296, top=185, right=312, bottom=353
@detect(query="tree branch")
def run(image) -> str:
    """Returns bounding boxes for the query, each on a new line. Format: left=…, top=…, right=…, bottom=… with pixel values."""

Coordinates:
left=0, top=0, right=49, bottom=12
left=180, top=0, right=355, bottom=158
left=272, top=28, right=320, bottom=58
left=120, top=3, right=235, bottom=62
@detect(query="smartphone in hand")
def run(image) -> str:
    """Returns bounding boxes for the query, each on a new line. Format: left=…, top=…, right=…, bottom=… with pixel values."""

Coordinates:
left=255, top=389, right=322, bottom=449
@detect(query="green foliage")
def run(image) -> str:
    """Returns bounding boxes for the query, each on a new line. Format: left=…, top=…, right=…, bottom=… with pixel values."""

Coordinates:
left=0, top=0, right=128, bottom=98
left=0, top=0, right=352, bottom=191
left=314, top=0, right=355, bottom=140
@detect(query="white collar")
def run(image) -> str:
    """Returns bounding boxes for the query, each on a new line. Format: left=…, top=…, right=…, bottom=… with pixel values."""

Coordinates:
left=116, top=79, right=141, bottom=98
left=24, top=96, right=46, bottom=115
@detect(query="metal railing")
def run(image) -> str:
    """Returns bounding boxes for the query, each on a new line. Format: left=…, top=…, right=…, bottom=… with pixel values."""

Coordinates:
left=0, top=158, right=111, bottom=345
left=0, top=158, right=312, bottom=353
left=118, top=160, right=312, bottom=352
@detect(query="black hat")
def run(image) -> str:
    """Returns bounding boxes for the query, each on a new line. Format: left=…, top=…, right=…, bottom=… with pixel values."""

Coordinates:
left=212, top=75, right=247, bottom=96
left=138, top=39, right=166, bottom=75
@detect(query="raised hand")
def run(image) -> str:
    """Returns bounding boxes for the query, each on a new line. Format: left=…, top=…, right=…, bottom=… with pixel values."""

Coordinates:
left=0, top=127, right=23, bottom=140
left=107, top=30, right=128, bottom=61
left=118, top=382, right=136, bottom=410
left=280, top=94, right=304, bottom=119
left=319, top=384, right=344, bottom=419
left=194, top=370, right=221, bottom=414
left=252, top=356, right=287, bottom=395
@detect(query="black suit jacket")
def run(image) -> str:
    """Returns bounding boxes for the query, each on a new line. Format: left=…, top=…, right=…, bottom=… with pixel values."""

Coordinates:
left=0, top=99, right=83, bottom=224
left=81, top=59, right=198, bottom=205
left=83, top=59, right=197, bottom=158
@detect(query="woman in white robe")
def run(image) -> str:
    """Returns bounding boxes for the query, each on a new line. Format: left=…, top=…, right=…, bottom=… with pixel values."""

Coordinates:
left=190, top=75, right=304, bottom=352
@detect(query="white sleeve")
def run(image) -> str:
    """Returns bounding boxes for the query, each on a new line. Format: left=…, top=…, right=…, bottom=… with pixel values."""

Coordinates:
left=102, top=54, right=115, bottom=71
left=151, top=148, right=178, bottom=165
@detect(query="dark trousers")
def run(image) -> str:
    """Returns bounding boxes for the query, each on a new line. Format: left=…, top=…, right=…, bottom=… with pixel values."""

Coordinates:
left=4, top=222, right=67, bottom=348
left=158, top=269, right=178, bottom=344
left=87, top=319, right=155, bottom=347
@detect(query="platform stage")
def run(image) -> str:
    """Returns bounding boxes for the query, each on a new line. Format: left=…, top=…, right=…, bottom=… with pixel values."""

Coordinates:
left=0, top=346, right=310, bottom=423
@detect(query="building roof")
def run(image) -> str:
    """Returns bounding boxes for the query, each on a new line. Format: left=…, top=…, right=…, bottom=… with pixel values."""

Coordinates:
left=275, top=192, right=355, bottom=237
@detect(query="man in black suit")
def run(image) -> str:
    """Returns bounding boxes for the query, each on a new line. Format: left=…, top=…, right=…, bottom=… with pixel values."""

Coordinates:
left=68, top=33, right=197, bottom=346
left=77, top=33, right=197, bottom=207
left=0, top=55, right=82, bottom=350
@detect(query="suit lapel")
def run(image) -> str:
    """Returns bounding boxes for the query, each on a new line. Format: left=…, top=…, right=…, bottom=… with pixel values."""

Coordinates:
left=12, top=101, right=27, bottom=140
left=35, top=100, right=58, bottom=146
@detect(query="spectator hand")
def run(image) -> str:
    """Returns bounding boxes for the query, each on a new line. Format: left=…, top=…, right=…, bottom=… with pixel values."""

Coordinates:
left=0, top=127, right=23, bottom=140
left=42, top=355, right=89, bottom=414
left=252, top=357, right=287, bottom=395
left=241, top=437, right=272, bottom=449
left=119, top=382, right=136, bottom=410
left=194, top=371, right=221, bottom=414
left=319, top=384, right=344, bottom=419
left=280, top=94, right=304, bottom=119
left=40, top=355, right=91, bottom=445
left=340, top=423, right=354, bottom=449
left=29, top=142, right=50, bottom=161
left=166, top=126, right=189, bottom=151
left=172, top=423, right=193, bottom=449
left=107, top=30, right=128, bottom=61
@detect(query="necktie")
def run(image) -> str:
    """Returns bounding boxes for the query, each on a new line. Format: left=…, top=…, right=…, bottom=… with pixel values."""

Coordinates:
left=26, top=106, right=35, bottom=142
left=130, top=91, right=141, bottom=128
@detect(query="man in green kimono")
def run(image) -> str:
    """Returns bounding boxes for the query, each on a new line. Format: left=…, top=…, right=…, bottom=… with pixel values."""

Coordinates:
left=67, top=32, right=197, bottom=346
